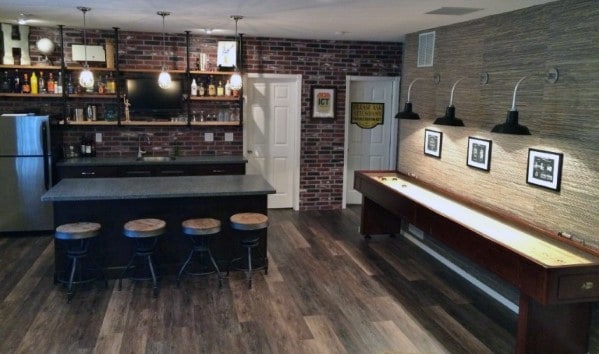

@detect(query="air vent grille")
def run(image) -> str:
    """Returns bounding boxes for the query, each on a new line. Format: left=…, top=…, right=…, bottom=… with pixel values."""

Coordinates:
left=417, top=31, right=435, bottom=68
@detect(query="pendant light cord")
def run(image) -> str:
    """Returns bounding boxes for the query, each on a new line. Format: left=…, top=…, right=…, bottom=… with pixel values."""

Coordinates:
left=157, top=11, right=170, bottom=70
left=77, top=7, right=91, bottom=68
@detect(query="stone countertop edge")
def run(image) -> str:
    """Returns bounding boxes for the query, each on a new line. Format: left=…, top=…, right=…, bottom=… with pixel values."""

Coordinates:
left=42, top=174, right=275, bottom=202
left=56, top=155, right=247, bottom=166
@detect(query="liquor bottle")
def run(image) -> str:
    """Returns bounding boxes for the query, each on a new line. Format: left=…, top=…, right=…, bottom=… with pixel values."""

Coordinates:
left=191, top=78, right=198, bottom=96
left=39, top=71, right=46, bottom=93
left=30, top=71, right=38, bottom=94
left=208, top=75, right=216, bottom=96
left=0, top=71, right=10, bottom=93
left=198, top=81, right=205, bottom=96
left=47, top=72, right=55, bottom=93
left=97, top=76, right=106, bottom=94
left=56, top=72, right=63, bottom=94
left=67, top=74, right=74, bottom=94
left=106, top=72, right=115, bottom=94
left=21, top=73, right=30, bottom=93
left=217, top=80, right=224, bottom=96
left=13, top=69, right=20, bottom=93
left=225, top=80, right=231, bottom=96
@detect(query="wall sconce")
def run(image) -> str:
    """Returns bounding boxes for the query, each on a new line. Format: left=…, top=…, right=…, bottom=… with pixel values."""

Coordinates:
left=433, top=77, right=466, bottom=126
left=491, top=76, right=531, bottom=135
left=395, top=78, right=423, bottom=119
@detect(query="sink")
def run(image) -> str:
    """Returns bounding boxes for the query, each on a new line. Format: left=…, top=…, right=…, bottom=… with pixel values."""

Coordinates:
left=135, top=156, right=175, bottom=162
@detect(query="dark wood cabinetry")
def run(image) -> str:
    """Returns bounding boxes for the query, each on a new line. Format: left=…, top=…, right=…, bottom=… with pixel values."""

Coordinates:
left=56, top=160, right=245, bottom=181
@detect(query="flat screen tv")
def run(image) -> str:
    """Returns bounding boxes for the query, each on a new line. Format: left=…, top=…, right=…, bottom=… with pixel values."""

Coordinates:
left=126, top=78, right=183, bottom=117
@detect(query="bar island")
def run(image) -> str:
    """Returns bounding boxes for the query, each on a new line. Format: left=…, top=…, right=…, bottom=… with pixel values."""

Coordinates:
left=42, top=175, right=276, bottom=277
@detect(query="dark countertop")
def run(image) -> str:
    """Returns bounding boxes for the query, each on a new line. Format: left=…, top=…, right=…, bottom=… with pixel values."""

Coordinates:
left=42, top=174, right=275, bottom=202
left=56, top=155, right=247, bottom=167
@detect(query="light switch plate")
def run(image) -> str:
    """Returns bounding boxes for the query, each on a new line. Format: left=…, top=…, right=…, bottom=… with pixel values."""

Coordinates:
left=204, top=132, right=214, bottom=142
left=224, top=132, right=234, bottom=142
left=95, top=132, right=102, bottom=143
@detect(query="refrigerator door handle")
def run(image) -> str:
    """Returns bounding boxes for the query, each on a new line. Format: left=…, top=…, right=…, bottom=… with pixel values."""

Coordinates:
left=41, top=122, right=50, bottom=190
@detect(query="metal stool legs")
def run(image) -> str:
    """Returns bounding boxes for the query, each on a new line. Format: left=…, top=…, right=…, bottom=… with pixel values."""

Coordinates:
left=118, top=237, right=159, bottom=297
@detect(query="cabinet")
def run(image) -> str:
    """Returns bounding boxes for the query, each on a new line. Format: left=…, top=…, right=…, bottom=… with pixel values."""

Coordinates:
left=55, top=161, right=246, bottom=182
left=0, top=27, right=243, bottom=127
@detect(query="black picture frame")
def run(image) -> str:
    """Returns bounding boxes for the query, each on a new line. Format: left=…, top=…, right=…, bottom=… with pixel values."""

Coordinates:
left=424, top=129, right=442, bottom=158
left=526, top=148, right=563, bottom=191
left=467, top=137, right=492, bottom=171
left=311, top=86, right=336, bottom=119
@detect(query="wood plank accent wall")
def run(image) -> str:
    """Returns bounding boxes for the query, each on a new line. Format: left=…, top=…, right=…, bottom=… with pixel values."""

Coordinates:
left=398, top=0, right=599, bottom=249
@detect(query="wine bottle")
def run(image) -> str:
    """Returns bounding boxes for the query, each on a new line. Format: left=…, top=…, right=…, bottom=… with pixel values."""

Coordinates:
left=0, top=71, right=10, bottom=93
left=198, top=81, right=205, bottom=96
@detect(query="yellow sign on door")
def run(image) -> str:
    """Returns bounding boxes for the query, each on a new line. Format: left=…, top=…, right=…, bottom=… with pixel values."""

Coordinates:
left=351, top=102, right=384, bottom=129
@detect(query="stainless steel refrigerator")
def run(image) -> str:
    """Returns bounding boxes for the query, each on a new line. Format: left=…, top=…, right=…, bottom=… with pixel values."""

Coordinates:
left=0, top=114, right=53, bottom=233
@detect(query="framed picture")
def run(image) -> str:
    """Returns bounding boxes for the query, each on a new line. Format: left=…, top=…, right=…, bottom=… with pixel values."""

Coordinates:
left=467, top=137, right=492, bottom=171
left=424, top=129, right=442, bottom=158
left=217, top=41, right=237, bottom=68
left=311, top=86, right=336, bottom=119
left=526, top=148, right=563, bottom=191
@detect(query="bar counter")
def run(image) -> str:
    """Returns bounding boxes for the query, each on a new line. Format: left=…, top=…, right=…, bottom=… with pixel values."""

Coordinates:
left=42, top=175, right=275, bottom=277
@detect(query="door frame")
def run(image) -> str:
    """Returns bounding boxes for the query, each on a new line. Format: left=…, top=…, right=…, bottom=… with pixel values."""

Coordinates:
left=342, top=75, right=400, bottom=208
left=244, top=73, right=302, bottom=210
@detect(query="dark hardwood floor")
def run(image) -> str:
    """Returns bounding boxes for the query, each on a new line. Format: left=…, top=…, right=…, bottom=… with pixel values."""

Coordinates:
left=0, top=207, right=521, bottom=353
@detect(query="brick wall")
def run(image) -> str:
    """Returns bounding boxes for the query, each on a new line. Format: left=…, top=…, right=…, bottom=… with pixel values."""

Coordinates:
left=1, top=26, right=402, bottom=210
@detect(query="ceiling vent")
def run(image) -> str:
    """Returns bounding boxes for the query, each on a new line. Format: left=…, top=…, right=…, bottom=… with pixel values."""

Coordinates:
left=417, top=31, right=435, bottom=68
left=426, top=7, right=483, bottom=16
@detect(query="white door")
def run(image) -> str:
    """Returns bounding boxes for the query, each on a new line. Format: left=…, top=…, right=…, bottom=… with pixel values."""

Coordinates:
left=344, top=76, right=400, bottom=206
left=245, top=74, right=301, bottom=209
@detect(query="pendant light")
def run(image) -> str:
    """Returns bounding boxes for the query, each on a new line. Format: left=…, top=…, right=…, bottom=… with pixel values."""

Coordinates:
left=491, top=76, right=531, bottom=135
left=157, top=11, right=172, bottom=89
left=433, top=78, right=466, bottom=126
left=77, top=7, right=94, bottom=89
left=229, top=15, right=243, bottom=91
left=395, top=78, right=423, bottom=119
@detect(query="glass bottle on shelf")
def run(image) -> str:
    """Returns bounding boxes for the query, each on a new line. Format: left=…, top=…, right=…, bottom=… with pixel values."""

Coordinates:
left=39, top=71, right=46, bottom=93
left=21, top=73, right=30, bottom=94
left=191, top=78, right=198, bottom=96
left=30, top=71, right=38, bottom=94
left=0, top=71, right=10, bottom=93
left=56, top=72, right=63, bottom=94
left=47, top=72, right=55, bottom=93
left=106, top=72, right=116, bottom=94
left=198, top=81, right=205, bottom=96
left=13, top=69, right=20, bottom=93
left=67, top=74, right=75, bottom=94
left=225, top=80, right=231, bottom=96
left=217, top=80, right=224, bottom=96
left=208, top=75, right=216, bottom=97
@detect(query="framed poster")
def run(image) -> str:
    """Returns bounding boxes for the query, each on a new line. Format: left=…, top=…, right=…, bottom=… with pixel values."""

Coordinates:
left=311, top=86, right=336, bottom=119
left=217, top=41, right=237, bottom=68
left=467, top=137, right=492, bottom=171
left=526, top=148, right=563, bottom=191
left=424, top=129, right=442, bottom=158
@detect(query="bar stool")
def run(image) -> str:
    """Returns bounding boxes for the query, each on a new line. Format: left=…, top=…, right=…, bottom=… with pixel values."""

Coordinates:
left=228, top=212, right=269, bottom=289
left=118, top=218, right=165, bottom=297
left=177, top=218, right=223, bottom=288
left=54, top=222, right=106, bottom=303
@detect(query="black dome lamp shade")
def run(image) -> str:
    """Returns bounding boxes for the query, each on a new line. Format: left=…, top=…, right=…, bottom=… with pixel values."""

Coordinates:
left=491, top=76, right=531, bottom=135
left=395, top=78, right=423, bottom=120
left=433, top=78, right=466, bottom=126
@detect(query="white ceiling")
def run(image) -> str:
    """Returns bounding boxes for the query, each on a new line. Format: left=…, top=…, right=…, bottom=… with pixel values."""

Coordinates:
left=1, top=0, right=557, bottom=42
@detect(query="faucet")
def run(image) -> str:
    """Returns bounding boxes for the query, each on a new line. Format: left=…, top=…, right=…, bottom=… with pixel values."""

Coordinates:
left=137, top=134, right=150, bottom=159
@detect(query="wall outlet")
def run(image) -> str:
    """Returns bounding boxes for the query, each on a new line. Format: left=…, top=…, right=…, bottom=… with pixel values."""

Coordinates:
left=95, top=133, right=102, bottom=143
left=224, top=132, right=234, bottom=142
left=204, top=132, right=214, bottom=142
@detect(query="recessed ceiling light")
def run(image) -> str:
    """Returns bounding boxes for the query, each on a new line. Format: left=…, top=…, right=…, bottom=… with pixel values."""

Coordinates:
left=426, top=7, right=483, bottom=16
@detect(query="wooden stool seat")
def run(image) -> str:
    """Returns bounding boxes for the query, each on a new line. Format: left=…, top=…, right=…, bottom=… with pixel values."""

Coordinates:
left=182, top=218, right=221, bottom=235
left=55, top=222, right=101, bottom=240
left=230, top=213, right=269, bottom=230
left=123, top=218, right=166, bottom=238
